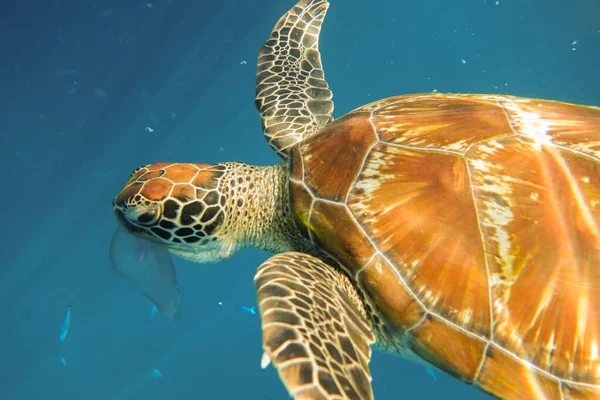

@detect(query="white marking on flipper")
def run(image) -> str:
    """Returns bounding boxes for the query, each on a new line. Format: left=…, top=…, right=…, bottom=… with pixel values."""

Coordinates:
left=261, top=351, right=271, bottom=369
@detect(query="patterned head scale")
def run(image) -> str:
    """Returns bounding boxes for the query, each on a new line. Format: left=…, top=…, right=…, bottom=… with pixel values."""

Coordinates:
left=113, top=162, right=227, bottom=248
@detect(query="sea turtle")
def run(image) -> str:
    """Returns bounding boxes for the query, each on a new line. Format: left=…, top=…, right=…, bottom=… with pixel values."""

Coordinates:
left=111, top=0, right=600, bottom=398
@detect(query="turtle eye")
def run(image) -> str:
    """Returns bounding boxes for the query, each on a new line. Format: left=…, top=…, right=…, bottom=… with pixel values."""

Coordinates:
left=137, top=210, right=158, bottom=225
left=127, top=204, right=161, bottom=227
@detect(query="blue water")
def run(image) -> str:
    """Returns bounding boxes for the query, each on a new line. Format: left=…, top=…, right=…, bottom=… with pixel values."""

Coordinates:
left=0, top=0, right=598, bottom=399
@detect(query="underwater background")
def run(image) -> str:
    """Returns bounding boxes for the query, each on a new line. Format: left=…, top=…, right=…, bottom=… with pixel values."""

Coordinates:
left=0, top=0, right=598, bottom=399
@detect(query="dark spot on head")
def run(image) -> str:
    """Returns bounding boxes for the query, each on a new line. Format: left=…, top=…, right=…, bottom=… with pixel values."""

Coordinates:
left=175, top=227, right=194, bottom=237
left=137, top=210, right=157, bottom=225
left=237, top=198, right=244, bottom=207
left=175, top=193, right=189, bottom=202
left=159, top=220, right=175, bottom=229
left=184, top=236, right=201, bottom=243
left=204, top=191, right=219, bottom=206
left=196, top=189, right=207, bottom=199
left=181, top=201, right=206, bottom=225
left=172, top=237, right=181, bottom=243
left=180, top=212, right=194, bottom=225
left=193, top=224, right=203, bottom=230
left=200, top=206, right=219, bottom=223
left=150, top=227, right=171, bottom=240
left=203, top=212, right=224, bottom=236
left=163, top=199, right=180, bottom=219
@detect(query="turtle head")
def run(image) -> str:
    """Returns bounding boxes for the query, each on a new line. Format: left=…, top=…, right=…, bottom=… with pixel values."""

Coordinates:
left=112, top=162, right=237, bottom=263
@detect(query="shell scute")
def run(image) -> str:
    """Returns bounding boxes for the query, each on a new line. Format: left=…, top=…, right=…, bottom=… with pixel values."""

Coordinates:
left=293, top=93, right=600, bottom=393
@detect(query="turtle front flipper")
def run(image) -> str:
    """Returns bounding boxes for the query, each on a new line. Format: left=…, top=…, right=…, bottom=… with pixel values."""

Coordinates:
left=255, top=0, right=334, bottom=158
left=255, top=252, right=375, bottom=400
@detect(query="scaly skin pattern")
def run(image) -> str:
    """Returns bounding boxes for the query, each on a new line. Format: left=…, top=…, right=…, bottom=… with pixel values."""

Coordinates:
left=113, top=161, right=316, bottom=264
left=113, top=92, right=600, bottom=400
left=112, top=0, right=600, bottom=396
left=288, top=93, right=600, bottom=399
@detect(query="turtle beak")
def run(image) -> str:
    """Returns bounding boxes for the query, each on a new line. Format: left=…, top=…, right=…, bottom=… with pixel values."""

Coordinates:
left=114, top=208, right=144, bottom=235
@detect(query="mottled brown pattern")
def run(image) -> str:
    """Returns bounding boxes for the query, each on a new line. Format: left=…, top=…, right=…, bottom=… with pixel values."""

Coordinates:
left=497, top=97, right=600, bottom=160
left=365, top=94, right=515, bottom=151
left=161, top=164, right=200, bottom=183
left=171, top=183, right=195, bottom=202
left=137, top=169, right=164, bottom=181
left=255, top=252, right=375, bottom=400
left=191, top=166, right=223, bottom=187
left=300, top=112, right=378, bottom=202
left=289, top=179, right=314, bottom=240
left=562, top=382, right=600, bottom=399
left=291, top=92, right=600, bottom=397
left=357, top=254, right=426, bottom=336
left=255, top=0, right=334, bottom=158
left=409, top=315, right=489, bottom=381
left=468, top=136, right=600, bottom=384
left=309, top=200, right=377, bottom=272
left=115, top=182, right=142, bottom=203
left=476, top=345, right=562, bottom=399
left=142, top=179, right=172, bottom=201
left=347, top=142, right=492, bottom=337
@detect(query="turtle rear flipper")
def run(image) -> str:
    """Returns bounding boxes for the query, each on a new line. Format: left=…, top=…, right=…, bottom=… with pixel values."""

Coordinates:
left=255, top=252, right=375, bottom=400
left=255, top=0, right=334, bottom=158
left=110, top=227, right=182, bottom=318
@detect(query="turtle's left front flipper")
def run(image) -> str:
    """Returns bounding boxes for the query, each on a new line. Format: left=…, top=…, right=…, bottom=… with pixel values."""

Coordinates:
left=255, top=0, right=334, bottom=158
left=255, top=252, right=375, bottom=400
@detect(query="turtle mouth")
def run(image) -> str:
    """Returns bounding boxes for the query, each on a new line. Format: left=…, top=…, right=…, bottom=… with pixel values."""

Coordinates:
left=114, top=209, right=148, bottom=235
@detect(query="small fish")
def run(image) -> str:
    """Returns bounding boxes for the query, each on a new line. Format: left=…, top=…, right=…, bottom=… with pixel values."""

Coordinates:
left=241, top=305, right=256, bottom=315
left=148, top=304, right=158, bottom=320
left=152, top=368, right=163, bottom=378
left=59, top=305, right=71, bottom=342
left=426, top=366, right=438, bottom=382
left=59, top=356, right=67, bottom=367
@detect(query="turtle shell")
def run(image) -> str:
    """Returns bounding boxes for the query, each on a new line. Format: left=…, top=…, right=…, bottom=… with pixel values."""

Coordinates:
left=288, top=93, right=600, bottom=399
